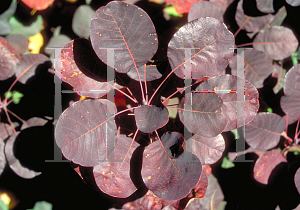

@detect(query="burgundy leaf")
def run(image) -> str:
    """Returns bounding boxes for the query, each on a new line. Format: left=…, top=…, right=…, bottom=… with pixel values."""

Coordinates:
left=21, top=117, right=48, bottom=130
left=188, top=134, right=225, bottom=164
left=5, top=133, right=41, bottom=179
left=294, top=167, right=300, bottom=194
left=6, top=34, right=29, bottom=55
left=253, top=149, right=287, bottom=184
left=142, top=132, right=202, bottom=200
left=245, top=113, right=286, bottom=150
left=54, top=99, right=117, bottom=166
left=93, top=135, right=138, bottom=198
left=55, top=39, right=110, bottom=98
left=185, top=174, right=224, bottom=210
left=122, top=190, right=176, bottom=210
left=196, top=75, right=259, bottom=131
left=188, top=1, right=224, bottom=22
left=127, top=64, right=162, bottom=81
left=210, top=0, right=234, bottom=12
left=0, top=36, right=20, bottom=80
left=134, top=105, right=169, bottom=133
left=90, top=1, right=158, bottom=73
left=16, top=54, right=50, bottom=84
left=286, top=0, right=300, bottom=7
left=191, top=170, right=208, bottom=198
left=256, top=0, right=274, bottom=13
left=235, top=0, right=274, bottom=33
left=281, top=64, right=300, bottom=124
left=253, top=26, right=299, bottom=60
left=167, top=17, right=234, bottom=80
left=230, top=49, right=274, bottom=88
left=178, top=92, right=227, bottom=137
left=0, top=139, right=5, bottom=176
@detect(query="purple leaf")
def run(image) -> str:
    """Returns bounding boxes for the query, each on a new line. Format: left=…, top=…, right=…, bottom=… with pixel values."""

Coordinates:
left=185, top=174, right=224, bottom=210
left=122, top=190, right=176, bottom=210
left=134, top=105, right=169, bottom=133
left=90, top=1, right=158, bottom=73
left=245, top=113, right=286, bottom=150
left=21, top=117, right=48, bottom=130
left=253, top=149, right=287, bottom=184
left=5, top=133, right=41, bottom=179
left=141, top=132, right=202, bottom=200
left=210, top=0, right=234, bottom=12
left=286, top=0, right=300, bottom=7
left=189, top=134, right=225, bottom=164
left=188, top=1, right=224, bottom=22
left=178, top=92, right=227, bottom=137
left=294, top=167, right=300, bottom=194
left=196, top=75, right=259, bottom=131
left=54, top=99, right=117, bottom=166
left=0, top=36, right=20, bottom=80
left=281, top=64, right=300, bottom=124
left=253, top=26, right=299, bottom=60
left=235, top=0, right=274, bottom=33
left=167, top=17, right=234, bottom=80
left=93, top=135, right=138, bottom=198
left=229, top=49, right=274, bottom=89
left=256, top=0, right=275, bottom=13
left=16, top=54, right=50, bottom=84
left=55, top=39, right=111, bottom=98
left=6, top=34, right=29, bottom=54
left=127, top=64, right=162, bottom=81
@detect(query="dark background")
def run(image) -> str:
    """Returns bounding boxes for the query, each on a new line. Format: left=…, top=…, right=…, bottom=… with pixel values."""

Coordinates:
left=0, top=0, right=300, bottom=209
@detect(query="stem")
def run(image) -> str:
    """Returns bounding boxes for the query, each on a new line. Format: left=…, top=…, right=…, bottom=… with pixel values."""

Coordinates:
left=295, top=117, right=300, bottom=140
left=281, top=131, right=293, bottom=143
left=234, top=17, right=251, bottom=37
left=5, top=60, right=40, bottom=104
left=7, top=109, right=29, bottom=128
left=3, top=108, right=18, bottom=137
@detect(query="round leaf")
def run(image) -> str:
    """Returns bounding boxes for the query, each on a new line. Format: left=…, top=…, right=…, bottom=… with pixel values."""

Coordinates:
left=286, top=0, right=300, bottom=7
left=93, top=135, right=138, bottom=198
left=245, top=113, right=286, bottom=150
left=0, top=36, right=20, bottom=80
left=55, top=39, right=111, bottom=98
left=253, top=26, right=299, bottom=60
left=90, top=1, right=158, bottom=73
left=167, top=17, right=234, bottom=79
left=189, top=134, right=225, bottom=164
left=235, top=0, right=274, bottom=33
left=127, top=64, right=162, bottom=81
left=196, top=75, right=259, bottom=131
left=142, top=132, right=202, bottom=200
left=229, top=49, right=274, bottom=88
left=188, top=1, right=224, bottom=22
left=72, top=5, right=94, bottom=38
left=134, top=105, right=169, bottom=133
left=178, top=92, right=227, bottom=137
left=253, top=149, right=287, bottom=184
left=55, top=99, right=117, bottom=166
left=256, top=0, right=275, bottom=13
left=294, top=167, right=300, bottom=194
left=281, top=64, right=300, bottom=124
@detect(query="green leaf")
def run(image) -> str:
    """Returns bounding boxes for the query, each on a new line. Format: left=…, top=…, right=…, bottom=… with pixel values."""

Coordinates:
left=164, top=5, right=183, bottom=17
left=221, top=157, right=235, bottom=169
left=85, top=0, right=92, bottom=4
left=267, top=108, right=273, bottom=113
left=4, top=91, right=12, bottom=99
left=294, top=151, right=299, bottom=155
left=0, top=0, right=17, bottom=21
left=12, top=91, right=24, bottom=104
left=27, top=201, right=52, bottom=210
left=0, top=199, right=8, bottom=210
left=8, top=15, right=43, bottom=38
left=291, top=52, right=299, bottom=66
left=230, top=129, right=240, bottom=140
left=72, top=5, right=94, bottom=38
